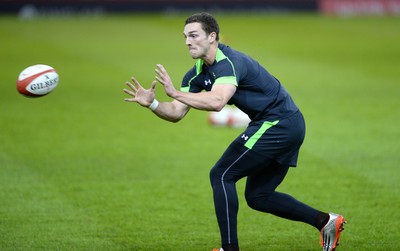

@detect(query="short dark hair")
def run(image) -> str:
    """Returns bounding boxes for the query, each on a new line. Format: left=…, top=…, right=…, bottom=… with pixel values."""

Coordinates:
left=185, top=12, right=220, bottom=41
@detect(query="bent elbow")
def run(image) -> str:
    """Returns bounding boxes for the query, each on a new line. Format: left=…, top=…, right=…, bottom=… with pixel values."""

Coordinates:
left=169, top=117, right=182, bottom=123
left=166, top=111, right=187, bottom=123
left=212, top=101, right=226, bottom=112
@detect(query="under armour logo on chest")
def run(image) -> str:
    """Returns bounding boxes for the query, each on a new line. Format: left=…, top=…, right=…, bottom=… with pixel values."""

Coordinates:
left=204, top=79, right=212, bottom=85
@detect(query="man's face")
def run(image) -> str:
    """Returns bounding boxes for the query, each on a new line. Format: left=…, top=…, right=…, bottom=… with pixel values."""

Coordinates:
left=183, top=22, right=211, bottom=59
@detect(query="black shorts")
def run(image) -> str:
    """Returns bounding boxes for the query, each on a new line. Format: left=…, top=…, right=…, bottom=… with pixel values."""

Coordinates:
left=234, top=111, right=306, bottom=167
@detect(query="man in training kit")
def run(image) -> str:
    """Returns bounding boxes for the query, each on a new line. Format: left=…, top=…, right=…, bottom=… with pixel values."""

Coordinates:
left=123, top=12, right=346, bottom=251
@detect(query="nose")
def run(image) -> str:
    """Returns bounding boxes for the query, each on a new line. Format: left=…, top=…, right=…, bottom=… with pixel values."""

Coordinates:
left=185, top=36, right=191, bottom=46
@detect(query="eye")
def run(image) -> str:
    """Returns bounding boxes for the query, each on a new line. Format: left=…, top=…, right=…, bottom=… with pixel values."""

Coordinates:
left=187, top=33, right=198, bottom=39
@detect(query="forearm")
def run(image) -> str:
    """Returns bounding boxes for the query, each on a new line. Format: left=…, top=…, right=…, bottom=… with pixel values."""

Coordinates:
left=171, top=89, right=226, bottom=112
left=151, top=99, right=189, bottom=123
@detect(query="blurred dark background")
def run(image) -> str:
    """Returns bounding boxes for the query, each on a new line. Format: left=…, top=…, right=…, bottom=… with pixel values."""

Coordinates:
left=1, top=0, right=400, bottom=16
left=1, top=0, right=317, bottom=13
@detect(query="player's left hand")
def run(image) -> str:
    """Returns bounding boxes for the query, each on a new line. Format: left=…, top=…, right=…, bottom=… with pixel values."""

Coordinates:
left=155, top=64, right=177, bottom=98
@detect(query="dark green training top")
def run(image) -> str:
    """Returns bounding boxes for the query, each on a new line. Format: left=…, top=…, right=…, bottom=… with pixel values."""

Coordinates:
left=181, top=43, right=299, bottom=122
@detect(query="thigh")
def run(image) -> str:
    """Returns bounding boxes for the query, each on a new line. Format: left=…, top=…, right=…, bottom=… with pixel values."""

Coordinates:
left=245, top=161, right=289, bottom=196
left=210, top=141, right=279, bottom=185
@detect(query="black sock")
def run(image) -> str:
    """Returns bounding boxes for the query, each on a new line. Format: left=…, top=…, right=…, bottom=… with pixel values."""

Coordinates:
left=222, top=244, right=240, bottom=251
left=316, top=212, right=330, bottom=231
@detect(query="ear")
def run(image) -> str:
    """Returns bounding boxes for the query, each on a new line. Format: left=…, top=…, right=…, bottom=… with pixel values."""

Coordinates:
left=209, top=32, right=217, bottom=43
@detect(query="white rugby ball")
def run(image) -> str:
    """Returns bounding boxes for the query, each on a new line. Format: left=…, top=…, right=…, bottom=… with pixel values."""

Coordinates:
left=208, top=107, right=250, bottom=128
left=16, top=64, right=59, bottom=97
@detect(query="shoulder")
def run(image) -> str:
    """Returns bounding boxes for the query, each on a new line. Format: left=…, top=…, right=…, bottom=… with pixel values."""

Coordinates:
left=217, top=44, right=244, bottom=60
left=217, top=44, right=248, bottom=68
left=213, top=44, right=246, bottom=76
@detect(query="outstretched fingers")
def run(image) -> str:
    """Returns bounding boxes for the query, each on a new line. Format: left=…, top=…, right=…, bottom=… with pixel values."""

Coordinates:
left=155, top=64, right=168, bottom=84
left=123, top=77, right=141, bottom=102
left=156, top=64, right=166, bottom=73
left=123, top=87, right=136, bottom=102
left=131, top=77, right=142, bottom=88
left=154, top=70, right=163, bottom=84
left=123, top=76, right=157, bottom=105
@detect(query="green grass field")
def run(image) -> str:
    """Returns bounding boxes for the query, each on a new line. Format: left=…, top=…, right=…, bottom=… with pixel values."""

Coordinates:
left=1, top=12, right=399, bottom=250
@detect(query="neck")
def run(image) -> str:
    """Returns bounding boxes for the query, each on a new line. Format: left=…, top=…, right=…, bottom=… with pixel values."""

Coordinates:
left=202, top=43, right=219, bottom=66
